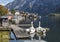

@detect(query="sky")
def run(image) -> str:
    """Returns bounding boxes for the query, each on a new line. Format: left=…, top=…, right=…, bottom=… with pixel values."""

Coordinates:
left=0, top=0, right=14, bottom=6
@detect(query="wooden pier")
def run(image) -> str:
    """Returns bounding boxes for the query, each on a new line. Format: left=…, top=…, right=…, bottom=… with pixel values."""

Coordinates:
left=10, top=25, right=30, bottom=39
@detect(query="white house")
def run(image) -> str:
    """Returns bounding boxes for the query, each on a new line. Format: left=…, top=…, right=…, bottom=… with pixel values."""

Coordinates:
left=15, top=11, right=20, bottom=15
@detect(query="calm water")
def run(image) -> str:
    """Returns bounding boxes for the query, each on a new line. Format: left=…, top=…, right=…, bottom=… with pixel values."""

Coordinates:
left=40, top=16, right=60, bottom=42
left=10, top=16, right=60, bottom=42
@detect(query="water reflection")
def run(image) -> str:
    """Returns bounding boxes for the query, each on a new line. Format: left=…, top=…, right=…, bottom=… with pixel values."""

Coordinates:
left=10, top=31, right=47, bottom=42
left=36, top=33, right=41, bottom=40
left=29, top=33, right=35, bottom=40
left=41, top=16, right=60, bottom=42
left=29, top=33, right=42, bottom=40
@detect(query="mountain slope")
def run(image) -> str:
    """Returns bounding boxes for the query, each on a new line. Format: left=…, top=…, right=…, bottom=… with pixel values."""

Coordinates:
left=6, top=0, right=60, bottom=16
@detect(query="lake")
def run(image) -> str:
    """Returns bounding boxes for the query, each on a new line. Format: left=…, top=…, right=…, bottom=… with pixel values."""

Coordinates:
left=10, top=16, right=60, bottom=42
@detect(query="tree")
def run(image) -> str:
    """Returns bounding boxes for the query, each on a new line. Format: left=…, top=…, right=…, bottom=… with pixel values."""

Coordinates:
left=0, top=5, right=8, bottom=16
left=11, top=9, right=15, bottom=15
